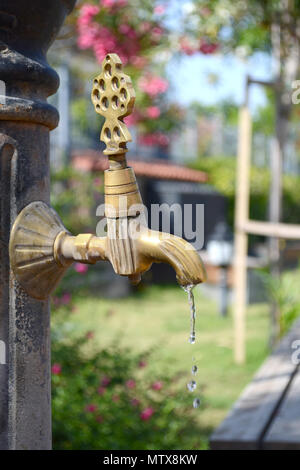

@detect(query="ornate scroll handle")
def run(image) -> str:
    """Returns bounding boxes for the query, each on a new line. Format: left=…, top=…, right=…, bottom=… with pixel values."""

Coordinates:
left=91, top=53, right=135, bottom=159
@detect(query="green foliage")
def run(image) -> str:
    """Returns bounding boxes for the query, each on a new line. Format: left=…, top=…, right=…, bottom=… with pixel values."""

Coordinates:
left=258, top=268, right=300, bottom=337
left=187, top=0, right=300, bottom=56
left=190, top=156, right=300, bottom=231
left=51, top=328, right=205, bottom=450
left=50, top=165, right=103, bottom=234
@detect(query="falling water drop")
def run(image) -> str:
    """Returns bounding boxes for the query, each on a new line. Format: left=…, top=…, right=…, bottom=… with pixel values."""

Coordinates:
left=187, top=380, right=197, bottom=392
left=182, top=284, right=196, bottom=344
left=193, top=398, right=201, bottom=408
left=182, top=284, right=202, bottom=408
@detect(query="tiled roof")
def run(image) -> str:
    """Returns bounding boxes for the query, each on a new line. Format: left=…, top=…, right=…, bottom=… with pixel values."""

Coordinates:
left=72, top=150, right=208, bottom=183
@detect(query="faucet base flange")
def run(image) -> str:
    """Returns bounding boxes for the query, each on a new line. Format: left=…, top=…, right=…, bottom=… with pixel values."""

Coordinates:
left=9, top=201, right=72, bottom=300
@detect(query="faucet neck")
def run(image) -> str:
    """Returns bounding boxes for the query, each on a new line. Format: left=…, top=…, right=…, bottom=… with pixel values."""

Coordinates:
left=108, top=152, right=128, bottom=170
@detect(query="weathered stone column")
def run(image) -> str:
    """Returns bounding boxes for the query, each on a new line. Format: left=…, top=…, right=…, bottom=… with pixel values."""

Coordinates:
left=0, top=0, right=75, bottom=449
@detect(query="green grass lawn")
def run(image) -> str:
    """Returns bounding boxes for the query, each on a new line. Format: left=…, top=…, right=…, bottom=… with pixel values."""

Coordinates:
left=53, top=283, right=270, bottom=447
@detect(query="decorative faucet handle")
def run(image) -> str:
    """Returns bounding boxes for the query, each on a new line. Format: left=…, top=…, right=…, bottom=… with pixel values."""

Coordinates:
left=91, top=53, right=135, bottom=156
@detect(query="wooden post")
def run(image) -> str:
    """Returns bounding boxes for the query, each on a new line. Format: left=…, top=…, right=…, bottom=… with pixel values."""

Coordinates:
left=233, top=106, right=252, bottom=364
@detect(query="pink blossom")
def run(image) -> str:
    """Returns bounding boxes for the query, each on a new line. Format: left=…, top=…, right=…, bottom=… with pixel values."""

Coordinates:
left=119, top=24, right=136, bottom=39
left=139, top=22, right=151, bottom=33
left=85, top=404, right=97, bottom=413
left=139, top=75, right=169, bottom=97
left=74, top=263, right=88, bottom=274
left=151, top=26, right=163, bottom=41
left=86, top=331, right=94, bottom=340
left=140, top=407, right=154, bottom=421
left=179, top=37, right=196, bottom=56
left=101, top=376, right=111, bottom=387
left=200, top=7, right=212, bottom=17
left=97, top=386, right=106, bottom=395
left=61, top=292, right=71, bottom=305
left=139, top=132, right=169, bottom=148
left=51, top=363, right=62, bottom=375
left=131, top=398, right=140, bottom=407
left=151, top=381, right=163, bottom=391
left=131, top=55, right=148, bottom=69
left=199, top=41, right=218, bottom=55
left=126, top=379, right=136, bottom=389
left=146, top=106, right=160, bottom=119
left=77, top=4, right=99, bottom=27
left=154, top=5, right=165, bottom=15
left=101, top=0, right=115, bottom=7
left=138, top=360, right=147, bottom=368
left=94, top=177, right=102, bottom=186
left=77, top=24, right=101, bottom=49
left=124, top=110, right=140, bottom=127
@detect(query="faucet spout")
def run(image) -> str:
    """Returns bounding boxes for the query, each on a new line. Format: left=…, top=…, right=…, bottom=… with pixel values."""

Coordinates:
left=137, top=228, right=206, bottom=286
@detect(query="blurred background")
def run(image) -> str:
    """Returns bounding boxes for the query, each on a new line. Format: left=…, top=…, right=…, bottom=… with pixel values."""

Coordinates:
left=49, top=0, right=300, bottom=449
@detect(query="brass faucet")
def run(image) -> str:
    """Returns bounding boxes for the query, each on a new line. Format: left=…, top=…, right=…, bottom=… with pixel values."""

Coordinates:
left=9, top=53, right=206, bottom=300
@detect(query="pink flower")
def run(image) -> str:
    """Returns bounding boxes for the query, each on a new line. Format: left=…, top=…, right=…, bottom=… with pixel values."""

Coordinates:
left=138, top=360, right=147, bottom=368
left=51, top=363, right=62, bottom=375
left=154, top=5, right=165, bottom=15
left=151, top=381, right=163, bottom=391
left=126, top=379, right=136, bottom=389
left=74, top=263, right=88, bottom=274
left=179, top=37, right=196, bottom=55
left=139, top=75, right=169, bottom=97
left=199, top=41, right=218, bottom=55
left=78, top=4, right=99, bottom=27
left=139, top=21, right=151, bottom=33
left=96, top=414, right=103, bottom=423
left=151, top=26, right=163, bottom=41
left=131, top=398, right=140, bottom=407
left=85, top=404, right=97, bottom=413
left=86, top=331, right=94, bottom=340
left=140, top=407, right=154, bottom=421
left=124, top=110, right=140, bottom=127
left=94, top=177, right=102, bottom=186
left=61, top=292, right=71, bottom=305
left=131, top=55, right=148, bottom=69
left=146, top=106, right=161, bottom=119
left=139, top=132, right=169, bottom=148
left=101, top=0, right=115, bottom=7
left=101, top=376, right=111, bottom=387
left=97, top=386, right=106, bottom=395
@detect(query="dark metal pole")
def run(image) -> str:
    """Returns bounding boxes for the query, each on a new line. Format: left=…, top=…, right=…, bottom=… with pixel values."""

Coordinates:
left=0, top=0, right=75, bottom=450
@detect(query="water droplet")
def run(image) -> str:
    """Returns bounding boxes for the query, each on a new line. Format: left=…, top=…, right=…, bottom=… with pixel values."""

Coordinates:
left=193, top=398, right=201, bottom=408
left=187, top=380, right=197, bottom=392
left=189, top=334, right=195, bottom=344
left=192, top=365, right=198, bottom=375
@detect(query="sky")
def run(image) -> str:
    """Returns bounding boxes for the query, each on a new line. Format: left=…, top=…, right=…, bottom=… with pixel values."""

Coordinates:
left=167, top=52, right=272, bottom=113
left=165, top=0, right=273, bottom=113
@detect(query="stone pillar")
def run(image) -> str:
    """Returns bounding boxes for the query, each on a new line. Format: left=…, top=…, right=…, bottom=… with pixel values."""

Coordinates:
left=0, top=0, right=75, bottom=450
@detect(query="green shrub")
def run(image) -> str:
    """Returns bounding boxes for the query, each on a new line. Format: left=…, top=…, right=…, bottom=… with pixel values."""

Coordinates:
left=190, top=156, right=300, bottom=230
left=51, top=328, right=205, bottom=450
